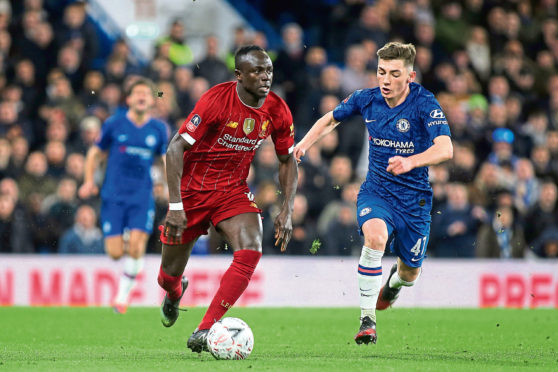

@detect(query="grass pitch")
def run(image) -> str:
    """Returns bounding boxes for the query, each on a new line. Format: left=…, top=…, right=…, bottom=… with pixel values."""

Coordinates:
left=0, top=307, right=556, bottom=371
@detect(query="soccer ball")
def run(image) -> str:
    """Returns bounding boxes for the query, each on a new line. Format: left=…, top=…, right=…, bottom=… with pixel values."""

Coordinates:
left=207, top=317, right=254, bottom=360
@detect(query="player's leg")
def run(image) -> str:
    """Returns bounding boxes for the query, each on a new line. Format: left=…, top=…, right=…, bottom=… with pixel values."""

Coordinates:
left=112, top=202, right=154, bottom=313
left=377, top=217, right=428, bottom=310
left=187, top=212, right=262, bottom=353
left=354, top=193, right=395, bottom=345
left=198, top=212, right=262, bottom=330
left=159, top=240, right=196, bottom=327
left=100, top=200, right=131, bottom=311
left=355, top=218, right=388, bottom=345
left=112, top=229, right=149, bottom=313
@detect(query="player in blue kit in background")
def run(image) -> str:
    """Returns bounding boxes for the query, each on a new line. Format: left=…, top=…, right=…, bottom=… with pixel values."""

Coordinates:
left=79, top=78, right=168, bottom=314
left=294, top=42, right=453, bottom=345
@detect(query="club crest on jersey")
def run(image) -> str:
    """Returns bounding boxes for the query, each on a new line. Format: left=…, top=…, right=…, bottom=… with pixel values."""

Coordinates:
left=259, top=120, right=270, bottom=137
left=429, top=109, right=445, bottom=119
left=145, top=135, right=156, bottom=147
left=186, top=114, right=202, bottom=132
left=396, top=118, right=410, bottom=133
left=243, top=118, right=255, bottom=135
left=360, top=207, right=372, bottom=217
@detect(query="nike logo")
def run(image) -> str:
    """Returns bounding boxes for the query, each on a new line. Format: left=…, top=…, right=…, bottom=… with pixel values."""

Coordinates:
left=365, top=119, right=376, bottom=123
left=411, top=257, right=421, bottom=262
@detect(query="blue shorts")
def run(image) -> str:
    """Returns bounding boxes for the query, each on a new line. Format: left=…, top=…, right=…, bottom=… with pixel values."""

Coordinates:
left=356, top=190, right=431, bottom=268
left=100, top=197, right=155, bottom=237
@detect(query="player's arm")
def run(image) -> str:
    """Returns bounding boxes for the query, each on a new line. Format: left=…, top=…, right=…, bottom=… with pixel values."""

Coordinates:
left=163, top=132, right=193, bottom=244
left=78, top=145, right=107, bottom=199
left=387, top=135, right=453, bottom=176
left=274, top=152, right=298, bottom=252
left=293, top=111, right=340, bottom=162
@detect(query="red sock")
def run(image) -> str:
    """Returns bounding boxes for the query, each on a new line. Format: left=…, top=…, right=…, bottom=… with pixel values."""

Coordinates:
left=198, top=250, right=261, bottom=330
left=157, top=266, right=183, bottom=301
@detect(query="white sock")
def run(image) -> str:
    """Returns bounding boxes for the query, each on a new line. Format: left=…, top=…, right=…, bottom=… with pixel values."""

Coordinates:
left=389, top=268, right=420, bottom=289
left=115, top=256, right=144, bottom=305
left=357, top=246, right=384, bottom=322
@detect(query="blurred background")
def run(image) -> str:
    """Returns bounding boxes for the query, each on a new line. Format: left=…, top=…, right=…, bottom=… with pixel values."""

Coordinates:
left=0, top=0, right=557, bottom=266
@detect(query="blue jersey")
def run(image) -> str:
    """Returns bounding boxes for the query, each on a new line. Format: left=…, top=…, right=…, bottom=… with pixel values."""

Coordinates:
left=333, top=82, right=451, bottom=217
left=96, top=112, right=168, bottom=203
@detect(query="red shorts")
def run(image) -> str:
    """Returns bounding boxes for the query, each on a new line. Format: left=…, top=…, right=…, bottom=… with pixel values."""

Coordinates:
left=160, top=185, right=261, bottom=245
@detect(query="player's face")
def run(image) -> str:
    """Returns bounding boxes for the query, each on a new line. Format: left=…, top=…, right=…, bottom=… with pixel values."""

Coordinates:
left=377, top=58, right=416, bottom=105
left=127, top=84, right=155, bottom=114
left=236, top=51, right=273, bottom=99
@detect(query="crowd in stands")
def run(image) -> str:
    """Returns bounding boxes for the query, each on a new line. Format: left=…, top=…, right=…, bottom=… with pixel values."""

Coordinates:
left=0, top=0, right=557, bottom=259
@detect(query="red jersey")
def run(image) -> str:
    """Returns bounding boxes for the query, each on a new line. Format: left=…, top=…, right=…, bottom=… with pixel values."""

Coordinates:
left=178, top=81, right=294, bottom=192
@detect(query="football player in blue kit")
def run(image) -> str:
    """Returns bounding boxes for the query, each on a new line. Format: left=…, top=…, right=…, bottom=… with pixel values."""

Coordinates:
left=79, top=78, right=169, bottom=313
left=294, top=42, right=453, bottom=344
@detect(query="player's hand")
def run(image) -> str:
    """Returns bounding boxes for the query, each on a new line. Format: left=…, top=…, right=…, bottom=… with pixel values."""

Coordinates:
left=163, top=209, right=187, bottom=245
left=386, top=156, right=415, bottom=176
left=274, top=209, right=293, bottom=252
left=293, top=146, right=305, bottom=164
left=78, top=181, right=98, bottom=199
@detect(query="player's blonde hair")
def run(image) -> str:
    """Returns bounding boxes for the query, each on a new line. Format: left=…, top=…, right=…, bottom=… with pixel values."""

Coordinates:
left=377, top=42, right=416, bottom=70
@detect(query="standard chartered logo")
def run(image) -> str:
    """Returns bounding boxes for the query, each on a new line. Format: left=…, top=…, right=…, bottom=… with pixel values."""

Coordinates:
left=217, top=134, right=263, bottom=151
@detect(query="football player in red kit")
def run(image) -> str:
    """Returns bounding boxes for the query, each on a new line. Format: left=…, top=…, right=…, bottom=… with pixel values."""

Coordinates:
left=158, top=45, right=298, bottom=353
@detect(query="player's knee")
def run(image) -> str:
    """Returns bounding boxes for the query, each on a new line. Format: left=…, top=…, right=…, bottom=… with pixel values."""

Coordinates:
left=363, top=234, right=388, bottom=251
left=237, top=242, right=262, bottom=253
left=106, top=249, right=124, bottom=260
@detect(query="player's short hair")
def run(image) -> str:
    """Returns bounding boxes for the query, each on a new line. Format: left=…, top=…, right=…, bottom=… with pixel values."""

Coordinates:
left=234, top=45, right=266, bottom=69
left=377, top=42, right=416, bottom=70
left=125, top=77, right=156, bottom=97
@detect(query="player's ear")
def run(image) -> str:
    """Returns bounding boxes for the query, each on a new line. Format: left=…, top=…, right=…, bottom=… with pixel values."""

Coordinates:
left=408, top=70, right=416, bottom=83
left=234, top=69, right=242, bottom=81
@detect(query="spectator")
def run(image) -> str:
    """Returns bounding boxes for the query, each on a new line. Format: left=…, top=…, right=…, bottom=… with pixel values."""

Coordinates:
left=523, top=180, right=558, bottom=246
left=431, top=183, right=484, bottom=258
left=58, top=204, right=103, bottom=254
left=44, top=140, right=67, bottom=179
left=0, top=193, right=33, bottom=253
left=345, top=5, right=388, bottom=52
left=476, top=206, right=526, bottom=258
left=155, top=18, right=193, bottom=66
left=340, top=44, right=369, bottom=96
left=194, top=35, right=231, bottom=87
left=173, top=66, right=193, bottom=114
left=42, top=176, right=77, bottom=230
left=282, top=194, right=316, bottom=255
left=323, top=202, right=362, bottom=256
left=6, top=136, right=28, bottom=180
left=71, top=115, right=100, bottom=155
left=513, top=158, right=540, bottom=215
left=54, top=1, right=98, bottom=69
left=64, top=152, right=84, bottom=183
left=435, top=1, right=470, bottom=55
left=488, top=128, right=519, bottom=168
left=273, top=22, right=306, bottom=114
left=17, top=151, right=57, bottom=203
left=532, top=228, right=558, bottom=258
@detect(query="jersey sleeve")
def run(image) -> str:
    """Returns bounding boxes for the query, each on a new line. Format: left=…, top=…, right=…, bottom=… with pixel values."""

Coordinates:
left=95, top=116, right=116, bottom=151
left=178, top=87, right=220, bottom=145
left=332, top=89, right=364, bottom=122
left=271, top=101, right=295, bottom=155
left=420, top=96, right=452, bottom=142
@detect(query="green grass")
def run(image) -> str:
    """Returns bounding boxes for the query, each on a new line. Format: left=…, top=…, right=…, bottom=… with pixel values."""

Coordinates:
left=0, top=307, right=556, bottom=371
